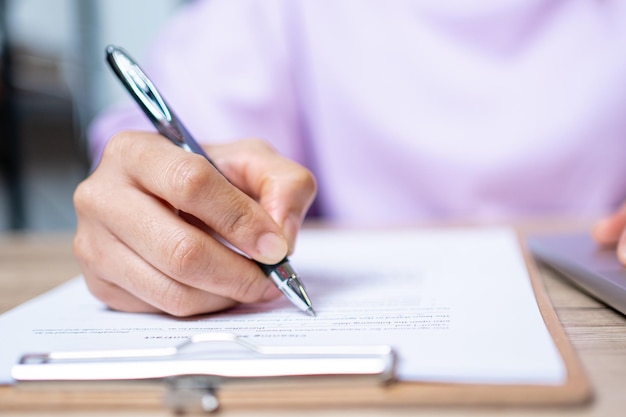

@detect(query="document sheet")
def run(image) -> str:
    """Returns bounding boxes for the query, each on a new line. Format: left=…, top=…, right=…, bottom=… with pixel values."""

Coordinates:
left=0, top=228, right=565, bottom=385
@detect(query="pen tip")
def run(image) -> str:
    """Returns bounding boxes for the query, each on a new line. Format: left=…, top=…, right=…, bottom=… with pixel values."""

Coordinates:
left=306, top=307, right=317, bottom=317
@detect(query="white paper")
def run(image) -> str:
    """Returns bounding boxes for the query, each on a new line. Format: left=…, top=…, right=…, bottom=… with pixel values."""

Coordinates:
left=0, top=228, right=565, bottom=385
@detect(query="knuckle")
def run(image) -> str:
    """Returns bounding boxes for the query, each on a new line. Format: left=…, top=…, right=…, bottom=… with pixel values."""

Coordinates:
left=102, top=130, right=133, bottom=161
left=73, top=179, right=97, bottom=214
left=73, top=172, right=115, bottom=219
left=166, top=231, right=204, bottom=278
left=166, top=155, right=212, bottom=206
left=292, top=167, right=317, bottom=196
left=219, top=200, right=257, bottom=235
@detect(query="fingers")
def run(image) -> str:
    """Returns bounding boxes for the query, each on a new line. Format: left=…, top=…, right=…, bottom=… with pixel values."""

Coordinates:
left=592, top=202, right=626, bottom=265
left=209, top=139, right=317, bottom=251
left=73, top=131, right=311, bottom=316
left=110, top=133, right=290, bottom=265
left=75, top=227, right=241, bottom=316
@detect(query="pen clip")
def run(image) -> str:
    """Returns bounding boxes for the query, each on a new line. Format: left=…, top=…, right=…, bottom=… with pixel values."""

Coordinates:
left=105, top=45, right=199, bottom=154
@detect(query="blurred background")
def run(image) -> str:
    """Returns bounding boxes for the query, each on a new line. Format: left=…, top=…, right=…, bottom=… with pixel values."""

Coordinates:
left=0, top=0, right=185, bottom=232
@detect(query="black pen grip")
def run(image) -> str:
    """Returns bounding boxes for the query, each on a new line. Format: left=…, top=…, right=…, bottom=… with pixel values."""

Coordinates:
left=256, top=257, right=289, bottom=276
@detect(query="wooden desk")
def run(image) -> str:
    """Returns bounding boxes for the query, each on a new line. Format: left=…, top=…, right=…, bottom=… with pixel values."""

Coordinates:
left=0, top=231, right=625, bottom=417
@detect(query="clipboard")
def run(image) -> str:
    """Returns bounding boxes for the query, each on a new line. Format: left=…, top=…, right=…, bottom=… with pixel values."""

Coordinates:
left=11, top=333, right=396, bottom=413
left=3, top=230, right=593, bottom=412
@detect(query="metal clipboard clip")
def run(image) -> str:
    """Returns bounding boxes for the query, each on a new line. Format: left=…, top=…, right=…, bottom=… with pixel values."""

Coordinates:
left=12, top=333, right=396, bottom=413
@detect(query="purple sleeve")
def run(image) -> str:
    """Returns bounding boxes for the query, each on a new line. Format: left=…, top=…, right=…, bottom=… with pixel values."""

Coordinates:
left=88, top=0, right=305, bottom=167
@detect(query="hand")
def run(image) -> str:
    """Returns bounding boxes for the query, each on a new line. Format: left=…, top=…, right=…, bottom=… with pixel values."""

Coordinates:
left=73, top=131, right=316, bottom=316
left=592, top=202, right=626, bottom=265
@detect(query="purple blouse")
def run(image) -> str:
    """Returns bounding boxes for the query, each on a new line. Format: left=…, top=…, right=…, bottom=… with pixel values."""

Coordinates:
left=90, top=0, right=626, bottom=226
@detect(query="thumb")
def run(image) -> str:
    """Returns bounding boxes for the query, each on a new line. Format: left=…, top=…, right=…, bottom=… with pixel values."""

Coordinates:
left=209, top=139, right=317, bottom=252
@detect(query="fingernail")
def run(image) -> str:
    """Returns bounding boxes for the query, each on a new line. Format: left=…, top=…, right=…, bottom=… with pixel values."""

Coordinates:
left=256, top=232, right=288, bottom=264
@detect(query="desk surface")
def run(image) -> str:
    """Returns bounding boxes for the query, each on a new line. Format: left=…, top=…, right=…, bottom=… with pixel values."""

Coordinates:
left=0, top=230, right=625, bottom=417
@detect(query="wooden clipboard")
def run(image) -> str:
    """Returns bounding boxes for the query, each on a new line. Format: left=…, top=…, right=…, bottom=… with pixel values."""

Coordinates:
left=1, top=232, right=592, bottom=412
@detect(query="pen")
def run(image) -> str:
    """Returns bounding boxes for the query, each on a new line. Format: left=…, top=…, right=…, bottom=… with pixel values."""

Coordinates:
left=105, top=45, right=316, bottom=317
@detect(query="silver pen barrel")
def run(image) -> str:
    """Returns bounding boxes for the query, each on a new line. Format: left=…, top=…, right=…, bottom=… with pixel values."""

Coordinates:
left=261, top=260, right=316, bottom=316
